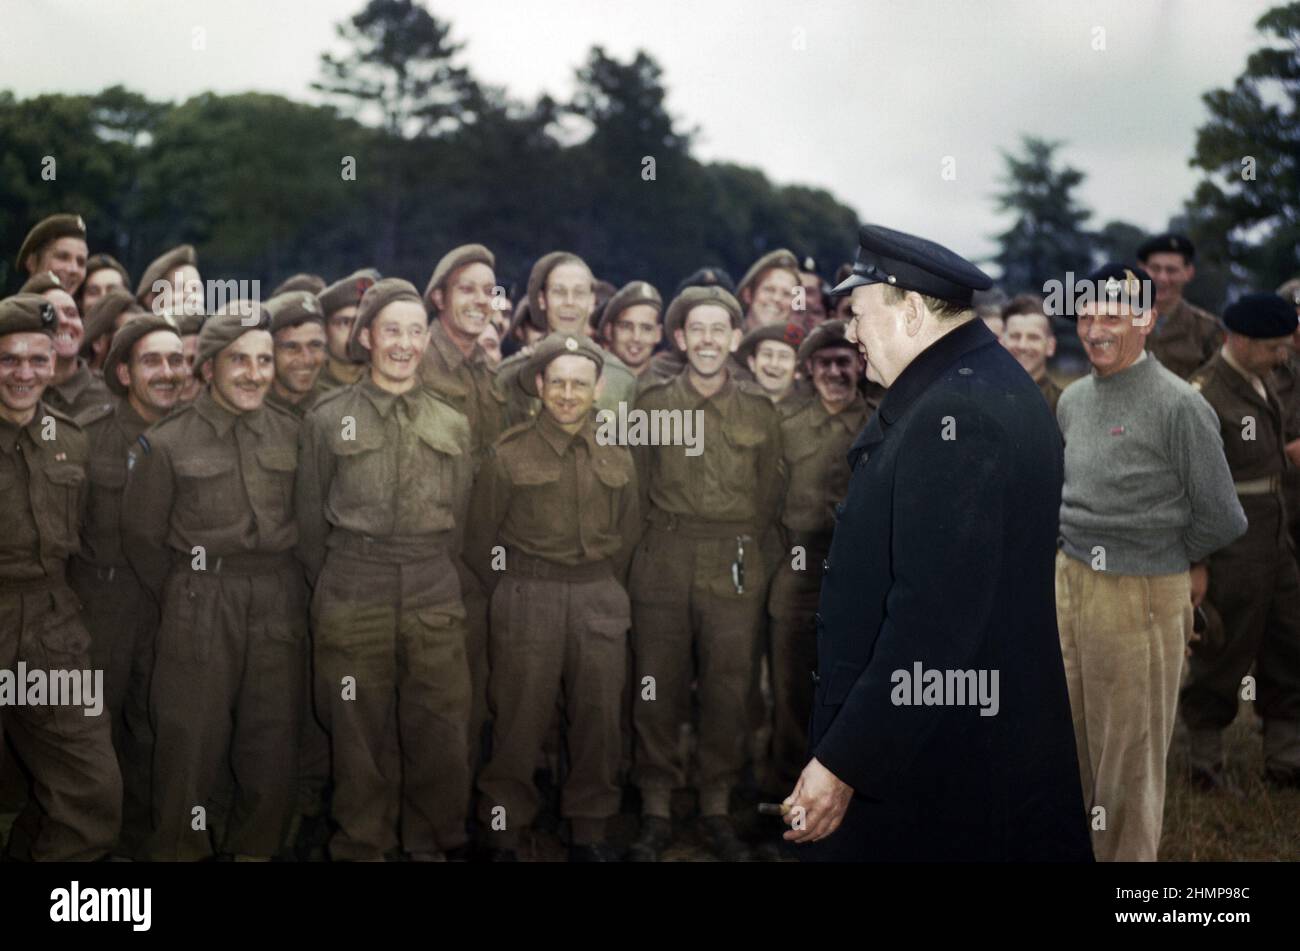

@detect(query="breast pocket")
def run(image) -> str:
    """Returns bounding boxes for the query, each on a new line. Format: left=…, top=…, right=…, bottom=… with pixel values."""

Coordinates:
left=593, top=454, right=631, bottom=529
left=331, top=428, right=389, bottom=520
left=256, top=445, right=298, bottom=515
left=414, top=424, right=465, bottom=511
left=41, top=463, right=86, bottom=552
left=173, top=455, right=240, bottom=529
left=721, top=425, right=766, bottom=487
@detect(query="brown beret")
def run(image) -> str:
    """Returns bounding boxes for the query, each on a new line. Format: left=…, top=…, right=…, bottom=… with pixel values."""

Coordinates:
left=83, top=253, right=131, bottom=290
left=20, top=271, right=65, bottom=296
left=663, top=285, right=744, bottom=352
left=270, top=273, right=325, bottom=297
left=0, top=293, right=58, bottom=339
left=265, top=291, right=325, bottom=335
left=599, top=280, right=663, bottom=337
left=795, top=318, right=856, bottom=364
left=195, top=300, right=272, bottom=371
left=174, top=312, right=205, bottom=336
left=424, top=243, right=494, bottom=304
left=83, top=288, right=143, bottom=350
left=16, top=214, right=86, bottom=269
left=736, top=321, right=806, bottom=366
left=518, top=333, right=605, bottom=398
left=136, top=244, right=198, bottom=303
left=736, top=248, right=799, bottom=302
left=103, top=315, right=181, bottom=397
left=318, top=268, right=380, bottom=317
left=346, top=278, right=424, bottom=363
left=526, top=251, right=589, bottom=329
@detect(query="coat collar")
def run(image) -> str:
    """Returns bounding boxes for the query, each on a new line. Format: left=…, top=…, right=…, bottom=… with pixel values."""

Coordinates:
left=194, top=387, right=265, bottom=437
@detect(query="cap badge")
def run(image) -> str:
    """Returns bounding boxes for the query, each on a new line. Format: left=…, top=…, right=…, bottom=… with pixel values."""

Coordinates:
left=75, top=216, right=85, bottom=232
left=39, top=303, right=56, bottom=327
left=564, top=337, right=579, bottom=351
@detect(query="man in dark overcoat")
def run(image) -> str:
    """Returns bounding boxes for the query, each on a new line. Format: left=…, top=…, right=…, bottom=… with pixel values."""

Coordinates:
left=787, top=225, right=1093, bottom=862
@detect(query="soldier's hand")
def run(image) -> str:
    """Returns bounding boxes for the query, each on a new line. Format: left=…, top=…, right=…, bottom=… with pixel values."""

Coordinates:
left=782, top=757, right=853, bottom=844
left=1189, top=562, right=1208, bottom=608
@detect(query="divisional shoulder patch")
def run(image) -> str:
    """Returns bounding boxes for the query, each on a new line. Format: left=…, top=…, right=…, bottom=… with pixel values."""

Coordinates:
left=136, top=434, right=151, bottom=455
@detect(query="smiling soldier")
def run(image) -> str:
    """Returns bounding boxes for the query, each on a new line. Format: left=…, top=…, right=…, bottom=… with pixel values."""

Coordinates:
left=122, top=302, right=305, bottom=861
left=21, top=272, right=113, bottom=423
left=16, top=214, right=89, bottom=296
left=264, top=291, right=328, bottom=419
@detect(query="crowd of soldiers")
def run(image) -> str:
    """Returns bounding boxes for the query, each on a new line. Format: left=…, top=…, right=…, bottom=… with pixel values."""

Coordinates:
left=0, top=212, right=1297, bottom=862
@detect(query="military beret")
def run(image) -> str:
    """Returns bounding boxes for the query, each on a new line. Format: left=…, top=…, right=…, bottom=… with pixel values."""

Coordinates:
left=1222, top=293, right=1297, bottom=339
left=103, top=315, right=180, bottom=397
left=831, top=225, right=993, bottom=307
left=424, top=243, right=494, bottom=304
left=674, top=266, right=735, bottom=298
left=346, top=278, right=425, bottom=363
left=83, top=288, right=143, bottom=351
left=736, top=249, right=799, bottom=302
left=82, top=253, right=130, bottom=290
left=0, top=293, right=58, bottom=339
left=16, top=214, right=86, bottom=269
left=174, top=312, right=205, bottom=336
left=796, top=318, right=856, bottom=364
left=195, top=300, right=272, bottom=371
left=264, top=291, right=325, bottom=335
left=527, top=251, right=589, bottom=327
left=269, top=273, right=326, bottom=297
left=664, top=285, right=744, bottom=352
left=19, top=271, right=65, bottom=296
left=736, top=321, right=806, bottom=366
left=599, top=280, right=662, bottom=337
left=518, top=333, right=605, bottom=398
left=1136, top=233, right=1195, bottom=264
left=318, top=268, right=380, bottom=317
left=1071, top=262, right=1155, bottom=320
left=136, top=244, right=198, bottom=303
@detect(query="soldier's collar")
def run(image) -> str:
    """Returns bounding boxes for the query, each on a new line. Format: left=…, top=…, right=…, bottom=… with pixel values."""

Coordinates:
left=360, top=375, right=422, bottom=417
left=677, top=367, right=736, bottom=410
left=536, top=410, right=595, bottom=456
left=876, top=318, right=993, bottom=426
left=194, top=387, right=265, bottom=436
left=429, top=318, right=477, bottom=370
left=54, top=359, right=93, bottom=401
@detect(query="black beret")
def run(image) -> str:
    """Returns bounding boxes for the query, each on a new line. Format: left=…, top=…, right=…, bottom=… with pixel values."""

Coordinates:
left=103, top=315, right=181, bottom=397
left=1222, top=293, right=1297, bottom=339
left=1073, top=262, right=1155, bottom=319
left=16, top=214, right=86, bottom=269
left=269, top=273, right=326, bottom=297
left=830, top=224, right=993, bottom=306
left=0, top=293, right=58, bottom=338
left=1136, top=233, right=1195, bottom=264
left=517, top=333, right=605, bottom=398
left=674, top=266, right=735, bottom=298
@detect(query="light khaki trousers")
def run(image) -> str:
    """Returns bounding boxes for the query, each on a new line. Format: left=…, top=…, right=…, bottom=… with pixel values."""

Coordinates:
left=1055, top=551, right=1190, bottom=862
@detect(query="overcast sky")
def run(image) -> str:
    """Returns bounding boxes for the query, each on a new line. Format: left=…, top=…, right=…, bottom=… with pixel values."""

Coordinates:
left=1, top=0, right=1277, bottom=266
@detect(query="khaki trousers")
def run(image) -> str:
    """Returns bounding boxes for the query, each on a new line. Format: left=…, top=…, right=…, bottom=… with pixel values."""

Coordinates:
left=477, top=572, right=629, bottom=847
left=146, top=559, right=306, bottom=860
left=1055, top=551, right=1190, bottom=862
left=0, top=582, right=122, bottom=860
left=312, top=551, right=470, bottom=860
left=629, top=526, right=766, bottom=817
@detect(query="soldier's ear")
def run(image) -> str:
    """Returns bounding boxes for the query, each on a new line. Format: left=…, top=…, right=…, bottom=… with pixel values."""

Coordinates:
left=728, top=327, right=742, bottom=353
left=650, top=323, right=663, bottom=345
left=1045, top=334, right=1057, bottom=358
left=534, top=372, right=546, bottom=395
left=430, top=289, right=444, bottom=313
left=358, top=326, right=373, bottom=353
left=674, top=328, right=687, bottom=352
left=1185, top=262, right=1196, bottom=282
left=740, top=287, right=753, bottom=309
left=200, top=361, right=214, bottom=383
left=115, top=362, right=132, bottom=390
left=747, top=354, right=759, bottom=377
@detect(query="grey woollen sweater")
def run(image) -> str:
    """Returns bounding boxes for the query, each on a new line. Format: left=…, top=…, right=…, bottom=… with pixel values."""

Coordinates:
left=1057, top=353, right=1247, bottom=576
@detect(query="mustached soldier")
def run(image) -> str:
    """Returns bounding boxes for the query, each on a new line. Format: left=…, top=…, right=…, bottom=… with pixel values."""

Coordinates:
left=122, top=303, right=305, bottom=861
left=296, top=279, right=474, bottom=861
left=627, top=285, right=784, bottom=862
left=73, top=315, right=184, bottom=857
left=0, top=294, right=121, bottom=861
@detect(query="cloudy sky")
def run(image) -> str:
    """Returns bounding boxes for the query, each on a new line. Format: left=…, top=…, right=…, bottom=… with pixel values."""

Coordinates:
left=1, top=0, right=1277, bottom=265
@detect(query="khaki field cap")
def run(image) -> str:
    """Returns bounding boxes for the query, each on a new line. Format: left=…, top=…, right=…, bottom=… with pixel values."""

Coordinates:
left=425, top=243, right=495, bottom=304
left=518, top=333, right=605, bottom=398
left=83, top=253, right=131, bottom=288
left=527, top=251, right=589, bottom=324
left=103, top=315, right=181, bottom=397
left=663, top=285, right=743, bottom=351
left=195, top=300, right=271, bottom=371
left=598, top=281, right=662, bottom=337
left=265, top=291, right=326, bottom=334
left=83, top=288, right=144, bottom=351
left=736, top=248, right=799, bottom=302
left=317, top=268, right=380, bottom=317
left=0, top=293, right=58, bottom=338
left=269, top=273, right=326, bottom=297
left=346, top=278, right=424, bottom=363
left=16, top=214, right=86, bottom=269
left=135, top=244, right=198, bottom=304
left=735, top=321, right=806, bottom=365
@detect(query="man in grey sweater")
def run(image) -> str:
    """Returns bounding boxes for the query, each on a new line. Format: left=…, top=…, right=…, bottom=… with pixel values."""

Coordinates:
left=1055, top=263, right=1246, bottom=862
